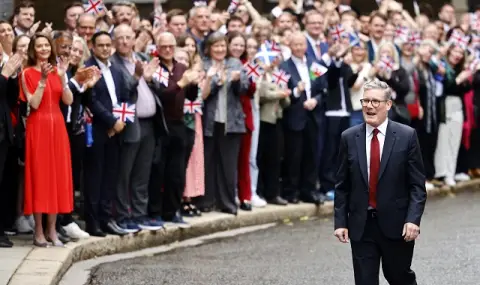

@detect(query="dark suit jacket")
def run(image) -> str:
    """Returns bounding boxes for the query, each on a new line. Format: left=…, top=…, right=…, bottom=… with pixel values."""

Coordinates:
left=305, top=40, right=328, bottom=62
left=0, top=74, right=14, bottom=144
left=85, top=56, right=129, bottom=143
left=60, top=69, right=92, bottom=134
left=280, top=57, right=328, bottom=132
left=321, top=57, right=358, bottom=112
left=334, top=120, right=427, bottom=241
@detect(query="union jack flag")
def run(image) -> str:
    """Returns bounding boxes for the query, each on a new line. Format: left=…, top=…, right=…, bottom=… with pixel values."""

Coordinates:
left=470, top=13, right=480, bottom=32
left=408, top=31, right=421, bottom=46
left=243, top=61, right=264, bottom=82
left=255, top=40, right=282, bottom=66
left=394, top=26, right=410, bottom=43
left=84, top=0, right=105, bottom=15
left=378, top=55, right=395, bottom=74
left=184, top=98, right=203, bottom=114
left=153, top=67, right=169, bottom=87
left=113, top=102, right=136, bottom=123
left=449, top=30, right=470, bottom=50
left=469, top=50, right=480, bottom=72
left=193, top=0, right=208, bottom=6
left=329, top=24, right=348, bottom=42
left=271, top=69, right=290, bottom=89
left=227, top=0, right=239, bottom=14
left=471, top=34, right=480, bottom=49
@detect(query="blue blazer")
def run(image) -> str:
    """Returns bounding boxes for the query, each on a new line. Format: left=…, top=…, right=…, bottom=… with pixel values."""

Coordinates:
left=306, top=40, right=329, bottom=62
left=85, top=56, right=129, bottom=142
left=280, top=57, right=328, bottom=132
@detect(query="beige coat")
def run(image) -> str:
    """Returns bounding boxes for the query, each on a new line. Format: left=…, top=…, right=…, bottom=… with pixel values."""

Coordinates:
left=257, top=73, right=291, bottom=124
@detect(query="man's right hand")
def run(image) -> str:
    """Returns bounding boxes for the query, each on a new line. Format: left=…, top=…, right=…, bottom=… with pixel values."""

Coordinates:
left=334, top=228, right=349, bottom=243
left=113, top=119, right=126, bottom=133
left=297, top=81, right=305, bottom=93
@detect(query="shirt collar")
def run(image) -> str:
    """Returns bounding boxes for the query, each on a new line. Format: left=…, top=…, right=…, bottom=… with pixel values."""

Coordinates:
left=94, top=57, right=111, bottom=69
left=305, top=32, right=320, bottom=45
left=291, top=55, right=307, bottom=64
left=366, top=119, right=388, bottom=137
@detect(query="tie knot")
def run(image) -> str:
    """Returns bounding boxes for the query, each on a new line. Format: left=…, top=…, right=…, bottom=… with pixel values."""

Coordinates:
left=373, top=128, right=379, bottom=136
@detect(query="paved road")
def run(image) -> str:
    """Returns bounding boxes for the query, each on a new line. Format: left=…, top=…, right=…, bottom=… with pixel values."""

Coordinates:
left=88, top=191, right=480, bottom=285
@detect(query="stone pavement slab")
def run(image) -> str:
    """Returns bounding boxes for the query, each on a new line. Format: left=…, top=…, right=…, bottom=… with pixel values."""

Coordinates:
left=1, top=179, right=479, bottom=285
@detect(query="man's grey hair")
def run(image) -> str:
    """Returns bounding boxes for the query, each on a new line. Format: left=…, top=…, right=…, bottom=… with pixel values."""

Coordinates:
left=363, top=79, right=393, bottom=100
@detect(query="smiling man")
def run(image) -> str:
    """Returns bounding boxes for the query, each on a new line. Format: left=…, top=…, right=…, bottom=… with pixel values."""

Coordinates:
left=334, top=79, right=427, bottom=285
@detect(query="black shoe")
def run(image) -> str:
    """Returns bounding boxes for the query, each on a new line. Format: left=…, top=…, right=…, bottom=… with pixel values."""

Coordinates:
left=220, top=208, right=238, bottom=216
left=0, top=235, right=13, bottom=248
left=240, top=201, right=252, bottom=211
left=287, top=197, right=300, bottom=204
left=87, top=227, right=106, bottom=237
left=301, top=194, right=321, bottom=205
left=57, top=226, right=77, bottom=242
left=102, top=221, right=128, bottom=236
left=181, top=202, right=195, bottom=217
left=267, top=196, right=288, bottom=206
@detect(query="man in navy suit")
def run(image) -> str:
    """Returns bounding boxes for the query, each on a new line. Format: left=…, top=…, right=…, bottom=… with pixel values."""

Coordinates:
left=366, top=12, right=386, bottom=63
left=280, top=32, right=328, bottom=205
left=83, top=31, right=130, bottom=237
left=334, top=79, right=426, bottom=285
left=304, top=11, right=328, bottom=62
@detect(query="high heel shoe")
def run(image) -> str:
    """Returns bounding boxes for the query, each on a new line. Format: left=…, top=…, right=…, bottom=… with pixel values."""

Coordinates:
left=46, top=237, right=65, bottom=247
left=33, top=238, right=49, bottom=248
left=189, top=203, right=202, bottom=217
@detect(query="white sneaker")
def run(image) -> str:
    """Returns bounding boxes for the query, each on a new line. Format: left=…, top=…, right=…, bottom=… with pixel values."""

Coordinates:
left=63, top=222, right=90, bottom=239
left=425, top=182, right=435, bottom=191
left=454, top=173, right=471, bottom=182
left=445, top=178, right=456, bottom=187
left=27, top=215, right=35, bottom=229
left=251, top=195, right=267, bottom=208
left=16, top=216, right=33, bottom=234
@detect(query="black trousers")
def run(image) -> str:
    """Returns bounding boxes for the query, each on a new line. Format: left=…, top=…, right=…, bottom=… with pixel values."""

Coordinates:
left=350, top=215, right=417, bottom=285
left=196, top=123, right=241, bottom=213
left=282, top=117, right=318, bottom=200
left=320, top=116, right=350, bottom=192
left=83, top=134, right=120, bottom=229
left=257, top=121, right=282, bottom=200
left=148, top=122, right=188, bottom=220
left=411, top=119, right=437, bottom=180
left=0, top=141, right=11, bottom=234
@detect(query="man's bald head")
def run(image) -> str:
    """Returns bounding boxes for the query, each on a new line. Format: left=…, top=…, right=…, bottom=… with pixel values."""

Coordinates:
left=76, top=13, right=96, bottom=41
left=113, top=23, right=134, bottom=38
left=156, top=32, right=176, bottom=62
left=156, top=32, right=176, bottom=45
left=114, top=23, right=135, bottom=56
left=289, top=31, right=307, bottom=58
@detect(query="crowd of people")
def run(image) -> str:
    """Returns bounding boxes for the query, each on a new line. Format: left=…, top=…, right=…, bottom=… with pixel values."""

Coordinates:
left=0, top=0, right=479, bottom=248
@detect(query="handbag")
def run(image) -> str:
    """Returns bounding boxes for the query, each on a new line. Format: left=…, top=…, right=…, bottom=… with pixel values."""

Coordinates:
left=406, top=70, right=420, bottom=119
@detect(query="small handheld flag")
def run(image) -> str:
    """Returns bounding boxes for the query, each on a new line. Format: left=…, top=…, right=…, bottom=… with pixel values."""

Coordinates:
left=449, top=30, right=470, bottom=50
left=113, top=102, right=136, bottom=123
left=84, top=0, right=105, bottom=15
left=271, top=69, right=290, bottom=89
left=85, top=115, right=93, bottom=147
left=378, top=55, right=395, bottom=74
left=310, top=62, right=328, bottom=80
left=184, top=98, right=203, bottom=114
left=243, top=61, right=264, bottom=82
left=329, top=24, right=348, bottom=42
left=227, top=0, right=239, bottom=14
left=254, top=41, right=282, bottom=66
left=153, top=67, right=169, bottom=87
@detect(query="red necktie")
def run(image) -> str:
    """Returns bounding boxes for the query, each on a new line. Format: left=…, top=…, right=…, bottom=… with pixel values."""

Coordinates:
left=316, top=43, right=322, bottom=58
left=369, top=128, right=380, bottom=209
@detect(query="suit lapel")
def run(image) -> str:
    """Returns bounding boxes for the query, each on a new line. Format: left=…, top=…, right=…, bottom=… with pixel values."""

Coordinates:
left=287, top=59, right=301, bottom=83
left=378, top=121, right=397, bottom=180
left=355, top=123, right=368, bottom=186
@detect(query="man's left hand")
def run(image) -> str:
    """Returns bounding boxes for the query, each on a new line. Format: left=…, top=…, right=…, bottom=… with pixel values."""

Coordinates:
left=402, top=223, right=420, bottom=242
left=303, top=98, right=318, bottom=111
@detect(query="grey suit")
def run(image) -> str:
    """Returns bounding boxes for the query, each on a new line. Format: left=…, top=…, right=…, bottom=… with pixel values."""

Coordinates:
left=110, top=52, right=156, bottom=222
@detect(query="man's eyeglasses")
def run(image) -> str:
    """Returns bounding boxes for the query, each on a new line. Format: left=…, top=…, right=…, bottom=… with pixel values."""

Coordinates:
left=360, top=99, right=388, bottom=108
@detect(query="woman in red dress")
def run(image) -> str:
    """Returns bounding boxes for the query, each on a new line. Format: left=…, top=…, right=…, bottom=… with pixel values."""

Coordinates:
left=19, top=33, right=74, bottom=247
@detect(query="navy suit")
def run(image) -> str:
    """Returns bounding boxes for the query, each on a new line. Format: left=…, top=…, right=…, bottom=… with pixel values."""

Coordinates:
left=280, top=57, right=328, bottom=202
left=305, top=40, right=328, bottom=62
left=83, top=56, right=129, bottom=230
left=335, top=120, right=426, bottom=285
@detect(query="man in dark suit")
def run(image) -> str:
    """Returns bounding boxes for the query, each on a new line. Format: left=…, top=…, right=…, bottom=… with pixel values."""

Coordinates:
left=83, top=31, right=130, bottom=237
left=0, top=54, right=22, bottom=247
left=280, top=32, right=328, bottom=205
left=334, top=79, right=427, bottom=285
left=304, top=11, right=328, bottom=62
left=366, top=11, right=386, bottom=63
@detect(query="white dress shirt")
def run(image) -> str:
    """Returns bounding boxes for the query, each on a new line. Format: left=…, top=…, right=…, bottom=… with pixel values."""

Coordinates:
left=305, top=32, right=322, bottom=60
left=291, top=55, right=311, bottom=100
left=366, top=119, right=388, bottom=181
left=95, top=58, right=118, bottom=107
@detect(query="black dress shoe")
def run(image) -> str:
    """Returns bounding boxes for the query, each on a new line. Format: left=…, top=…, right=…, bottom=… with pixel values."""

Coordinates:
left=288, top=197, right=300, bottom=204
left=0, top=235, right=13, bottom=248
left=220, top=209, right=238, bottom=216
left=301, top=194, right=321, bottom=205
left=267, top=196, right=288, bottom=206
left=87, top=227, right=106, bottom=237
left=240, top=201, right=252, bottom=211
left=58, top=226, right=78, bottom=242
left=102, top=221, right=128, bottom=236
left=57, top=231, right=71, bottom=244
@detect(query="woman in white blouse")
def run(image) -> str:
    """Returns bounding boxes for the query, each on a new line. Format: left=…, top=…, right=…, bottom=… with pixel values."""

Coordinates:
left=347, top=40, right=373, bottom=126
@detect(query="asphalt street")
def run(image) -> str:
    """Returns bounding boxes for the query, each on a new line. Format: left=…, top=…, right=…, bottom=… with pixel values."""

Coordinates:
left=88, top=191, right=480, bottom=285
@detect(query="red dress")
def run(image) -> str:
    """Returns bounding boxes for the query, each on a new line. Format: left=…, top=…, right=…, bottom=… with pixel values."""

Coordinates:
left=20, top=67, right=73, bottom=215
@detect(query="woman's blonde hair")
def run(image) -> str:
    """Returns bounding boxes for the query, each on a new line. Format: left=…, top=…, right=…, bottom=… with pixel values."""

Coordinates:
left=374, top=41, right=400, bottom=70
left=72, top=36, right=90, bottom=68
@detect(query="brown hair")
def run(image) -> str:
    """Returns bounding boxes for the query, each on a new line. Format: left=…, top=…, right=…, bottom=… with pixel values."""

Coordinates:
left=64, top=1, right=83, bottom=14
left=27, top=33, right=57, bottom=67
left=12, top=34, right=30, bottom=53
left=204, top=32, right=227, bottom=58
left=14, top=0, right=34, bottom=15
left=166, top=9, right=186, bottom=24
left=227, top=31, right=247, bottom=60
left=369, top=11, right=387, bottom=24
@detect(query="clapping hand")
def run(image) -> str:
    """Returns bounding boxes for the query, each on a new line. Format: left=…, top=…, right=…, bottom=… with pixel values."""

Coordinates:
left=40, top=61, right=54, bottom=79
left=27, top=21, right=41, bottom=37
left=230, top=70, right=241, bottom=81
left=85, top=67, right=102, bottom=89
left=57, top=56, right=69, bottom=78
left=303, top=98, right=318, bottom=111
left=297, top=81, right=305, bottom=93
left=1, top=53, right=23, bottom=78
left=143, top=58, right=160, bottom=82
left=134, top=59, right=144, bottom=79
left=41, top=22, right=53, bottom=36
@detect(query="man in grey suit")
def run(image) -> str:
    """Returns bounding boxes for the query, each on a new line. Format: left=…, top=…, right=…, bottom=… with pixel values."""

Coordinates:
left=110, top=24, right=163, bottom=232
left=334, top=79, right=427, bottom=285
